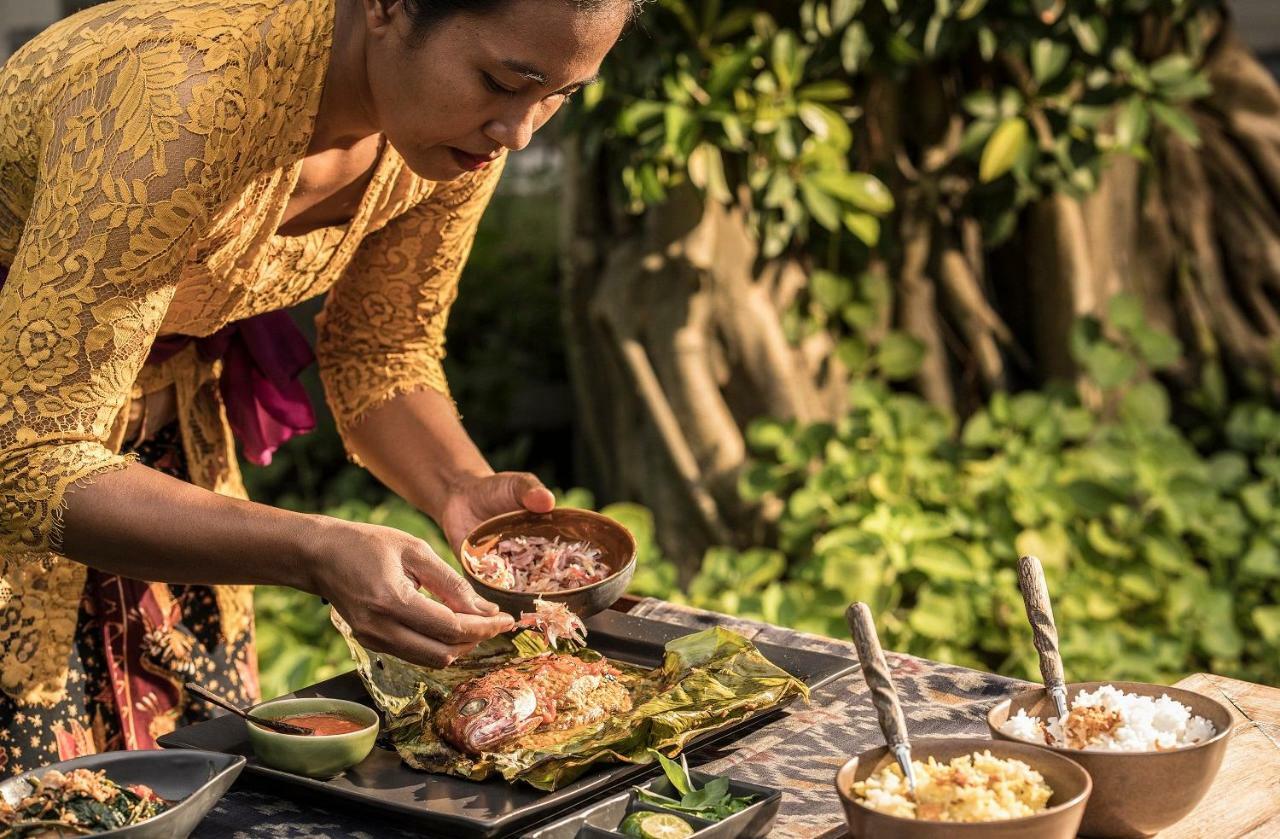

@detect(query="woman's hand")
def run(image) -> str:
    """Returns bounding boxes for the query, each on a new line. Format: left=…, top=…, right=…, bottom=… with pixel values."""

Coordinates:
left=303, top=515, right=514, bottom=668
left=439, top=471, right=556, bottom=554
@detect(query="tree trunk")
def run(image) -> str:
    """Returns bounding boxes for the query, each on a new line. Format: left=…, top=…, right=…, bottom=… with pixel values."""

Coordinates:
left=561, top=23, right=1280, bottom=563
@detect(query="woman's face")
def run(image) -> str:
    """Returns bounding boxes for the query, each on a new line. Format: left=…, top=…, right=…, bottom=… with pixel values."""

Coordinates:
left=362, top=0, right=627, bottom=180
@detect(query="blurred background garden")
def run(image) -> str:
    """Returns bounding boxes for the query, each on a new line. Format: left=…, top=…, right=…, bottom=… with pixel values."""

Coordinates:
left=6, top=0, right=1279, bottom=698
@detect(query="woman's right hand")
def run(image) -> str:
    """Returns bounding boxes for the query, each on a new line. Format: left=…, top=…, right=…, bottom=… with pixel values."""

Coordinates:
left=301, top=515, right=514, bottom=668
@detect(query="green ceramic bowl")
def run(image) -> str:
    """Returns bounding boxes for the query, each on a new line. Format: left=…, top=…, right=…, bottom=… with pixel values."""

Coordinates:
left=246, top=697, right=379, bottom=779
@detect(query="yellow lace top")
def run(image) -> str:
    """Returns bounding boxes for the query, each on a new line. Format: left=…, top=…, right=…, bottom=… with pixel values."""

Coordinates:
left=0, top=0, right=506, bottom=704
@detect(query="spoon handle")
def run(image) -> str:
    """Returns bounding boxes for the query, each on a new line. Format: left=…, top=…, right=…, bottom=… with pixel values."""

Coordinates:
left=1016, top=556, right=1068, bottom=698
left=184, top=682, right=311, bottom=735
left=846, top=602, right=910, bottom=751
left=185, top=682, right=251, bottom=719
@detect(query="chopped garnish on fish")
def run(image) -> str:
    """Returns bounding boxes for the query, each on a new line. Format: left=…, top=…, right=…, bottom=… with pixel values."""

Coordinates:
left=517, top=598, right=588, bottom=650
left=465, top=534, right=610, bottom=592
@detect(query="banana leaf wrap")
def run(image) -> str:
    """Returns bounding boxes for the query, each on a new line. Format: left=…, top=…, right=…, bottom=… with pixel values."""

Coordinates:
left=331, top=612, right=809, bottom=790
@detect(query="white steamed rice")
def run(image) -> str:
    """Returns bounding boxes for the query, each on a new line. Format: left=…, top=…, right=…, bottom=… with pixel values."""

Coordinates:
left=1000, top=684, right=1216, bottom=751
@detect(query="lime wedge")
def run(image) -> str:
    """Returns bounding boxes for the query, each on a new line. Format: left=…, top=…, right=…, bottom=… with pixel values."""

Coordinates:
left=619, top=811, right=695, bottom=839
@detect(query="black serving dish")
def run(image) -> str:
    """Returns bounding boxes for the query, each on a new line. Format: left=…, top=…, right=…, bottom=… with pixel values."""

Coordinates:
left=522, top=770, right=781, bottom=839
left=159, top=610, right=857, bottom=838
left=0, top=749, right=244, bottom=838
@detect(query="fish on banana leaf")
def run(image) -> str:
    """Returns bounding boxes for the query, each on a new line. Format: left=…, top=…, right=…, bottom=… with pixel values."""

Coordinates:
left=435, top=653, right=632, bottom=754
left=331, top=612, right=809, bottom=790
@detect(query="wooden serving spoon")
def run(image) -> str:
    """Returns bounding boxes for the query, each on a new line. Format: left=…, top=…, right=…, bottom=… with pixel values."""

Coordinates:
left=1016, top=555, right=1070, bottom=722
left=185, top=682, right=314, bottom=736
left=846, top=602, right=917, bottom=796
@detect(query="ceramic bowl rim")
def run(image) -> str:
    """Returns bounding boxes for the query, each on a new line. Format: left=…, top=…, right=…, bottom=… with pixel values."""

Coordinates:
left=459, top=508, right=638, bottom=596
left=834, top=736, right=1093, bottom=829
left=986, top=680, right=1235, bottom=757
left=247, top=696, right=380, bottom=741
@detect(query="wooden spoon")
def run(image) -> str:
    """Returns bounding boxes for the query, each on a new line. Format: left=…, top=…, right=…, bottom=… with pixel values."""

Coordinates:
left=1016, top=555, right=1070, bottom=722
left=846, top=602, right=917, bottom=795
left=185, top=682, right=314, bottom=736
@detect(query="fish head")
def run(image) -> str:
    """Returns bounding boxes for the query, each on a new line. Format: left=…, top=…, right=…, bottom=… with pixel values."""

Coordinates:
left=443, top=679, right=541, bottom=753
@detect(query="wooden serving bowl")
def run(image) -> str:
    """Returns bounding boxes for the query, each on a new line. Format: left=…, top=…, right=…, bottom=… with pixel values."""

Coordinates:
left=835, top=737, right=1091, bottom=838
left=459, top=508, right=637, bottom=619
left=987, top=681, right=1234, bottom=838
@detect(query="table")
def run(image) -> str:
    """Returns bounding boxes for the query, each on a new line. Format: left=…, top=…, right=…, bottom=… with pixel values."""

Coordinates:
left=191, top=599, right=1280, bottom=838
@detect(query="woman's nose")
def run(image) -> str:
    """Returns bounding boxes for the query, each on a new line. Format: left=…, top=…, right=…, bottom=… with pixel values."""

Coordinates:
left=485, top=103, right=541, bottom=152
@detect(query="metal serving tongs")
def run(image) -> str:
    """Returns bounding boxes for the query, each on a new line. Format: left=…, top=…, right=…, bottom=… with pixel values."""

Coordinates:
left=846, top=602, right=916, bottom=796
left=1016, top=555, right=1070, bottom=723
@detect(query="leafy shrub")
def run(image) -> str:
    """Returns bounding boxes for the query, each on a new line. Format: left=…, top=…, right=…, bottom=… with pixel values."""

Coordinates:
left=636, top=295, right=1280, bottom=685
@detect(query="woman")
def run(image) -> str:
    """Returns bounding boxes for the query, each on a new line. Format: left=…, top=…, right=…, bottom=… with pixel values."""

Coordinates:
left=0, top=0, right=634, bottom=774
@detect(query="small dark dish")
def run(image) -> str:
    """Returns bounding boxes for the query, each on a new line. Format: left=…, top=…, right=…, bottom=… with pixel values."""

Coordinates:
left=460, top=508, right=637, bottom=619
left=522, top=770, right=780, bottom=839
left=0, top=749, right=244, bottom=838
left=835, top=737, right=1091, bottom=839
left=987, top=680, right=1234, bottom=838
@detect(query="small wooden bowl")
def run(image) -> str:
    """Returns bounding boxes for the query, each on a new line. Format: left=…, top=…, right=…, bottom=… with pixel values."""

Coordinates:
left=459, top=508, right=637, bottom=619
left=835, top=737, right=1091, bottom=838
left=988, top=681, right=1234, bottom=838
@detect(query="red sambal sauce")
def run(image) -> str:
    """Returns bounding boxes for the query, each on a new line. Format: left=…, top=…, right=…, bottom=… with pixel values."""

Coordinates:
left=263, top=712, right=367, bottom=736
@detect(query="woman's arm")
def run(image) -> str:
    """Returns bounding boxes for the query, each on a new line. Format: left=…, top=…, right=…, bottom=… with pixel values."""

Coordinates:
left=61, top=463, right=512, bottom=666
left=317, top=156, right=553, bottom=554
left=342, top=386, right=554, bottom=553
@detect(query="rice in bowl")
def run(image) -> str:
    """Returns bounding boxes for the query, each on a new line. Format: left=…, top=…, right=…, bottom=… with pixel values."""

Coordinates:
left=850, top=750, right=1053, bottom=822
left=1000, top=684, right=1217, bottom=751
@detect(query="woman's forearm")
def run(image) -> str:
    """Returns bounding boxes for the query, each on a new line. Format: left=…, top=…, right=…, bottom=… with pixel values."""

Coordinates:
left=343, top=387, right=493, bottom=523
left=60, top=462, right=323, bottom=590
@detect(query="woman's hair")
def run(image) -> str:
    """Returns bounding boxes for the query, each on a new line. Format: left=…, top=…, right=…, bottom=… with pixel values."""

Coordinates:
left=401, top=0, right=645, bottom=37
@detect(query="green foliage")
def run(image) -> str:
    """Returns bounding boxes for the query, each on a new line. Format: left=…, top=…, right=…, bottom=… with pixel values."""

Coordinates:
left=638, top=300, right=1280, bottom=685
left=576, top=0, right=1218, bottom=253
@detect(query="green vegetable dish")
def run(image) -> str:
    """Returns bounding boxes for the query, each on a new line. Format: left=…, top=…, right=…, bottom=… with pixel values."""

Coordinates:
left=636, top=751, right=756, bottom=822
left=0, top=768, right=169, bottom=837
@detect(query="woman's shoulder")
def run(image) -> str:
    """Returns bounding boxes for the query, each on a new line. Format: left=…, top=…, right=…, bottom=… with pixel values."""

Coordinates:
left=3, top=0, right=331, bottom=167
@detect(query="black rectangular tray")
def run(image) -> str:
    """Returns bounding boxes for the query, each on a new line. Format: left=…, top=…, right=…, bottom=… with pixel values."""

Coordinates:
left=159, top=610, right=857, bottom=838
left=522, top=770, right=780, bottom=839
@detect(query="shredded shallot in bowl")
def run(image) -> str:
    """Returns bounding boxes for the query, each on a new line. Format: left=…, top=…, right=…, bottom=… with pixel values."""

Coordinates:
left=464, top=534, right=612, bottom=593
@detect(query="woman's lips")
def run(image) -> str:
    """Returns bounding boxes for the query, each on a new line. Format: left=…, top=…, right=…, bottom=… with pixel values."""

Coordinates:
left=449, top=148, right=493, bottom=171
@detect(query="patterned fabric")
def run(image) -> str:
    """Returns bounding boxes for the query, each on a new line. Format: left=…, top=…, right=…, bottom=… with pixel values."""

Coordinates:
left=0, top=422, right=258, bottom=776
left=0, top=0, right=506, bottom=708
left=187, top=600, right=1031, bottom=839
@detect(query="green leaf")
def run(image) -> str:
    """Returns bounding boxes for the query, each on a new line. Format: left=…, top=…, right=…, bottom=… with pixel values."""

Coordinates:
left=956, top=0, right=987, bottom=20
left=979, top=118, right=1030, bottom=183
left=1150, top=101, right=1201, bottom=147
left=653, top=749, right=693, bottom=796
left=799, top=178, right=841, bottom=231
left=1252, top=606, right=1280, bottom=645
left=875, top=332, right=925, bottom=380
left=807, top=170, right=895, bottom=214
left=1115, top=97, right=1150, bottom=149
left=797, top=80, right=853, bottom=102
left=1031, top=39, right=1071, bottom=86
left=1149, top=54, right=1195, bottom=88
left=842, top=211, right=880, bottom=246
left=687, top=143, right=731, bottom=203
left=841, top=22, right=871, bottom=73
left=811, top=270, right=854, bottom=312
left=798, top=102, right=853, bottom=151
left=1120, top=381, right=1171, bottom=427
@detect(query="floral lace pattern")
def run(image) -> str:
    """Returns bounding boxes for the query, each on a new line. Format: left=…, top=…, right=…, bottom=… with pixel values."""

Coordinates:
left=0, top=0, right=505, bottom=704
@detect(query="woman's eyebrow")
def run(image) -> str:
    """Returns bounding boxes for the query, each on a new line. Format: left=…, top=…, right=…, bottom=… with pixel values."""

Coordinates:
left=499, top=59, right=600, bottom=92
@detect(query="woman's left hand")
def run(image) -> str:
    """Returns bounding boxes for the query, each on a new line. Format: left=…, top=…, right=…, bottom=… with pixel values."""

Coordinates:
left=440, top=471, right=556, bottom=555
